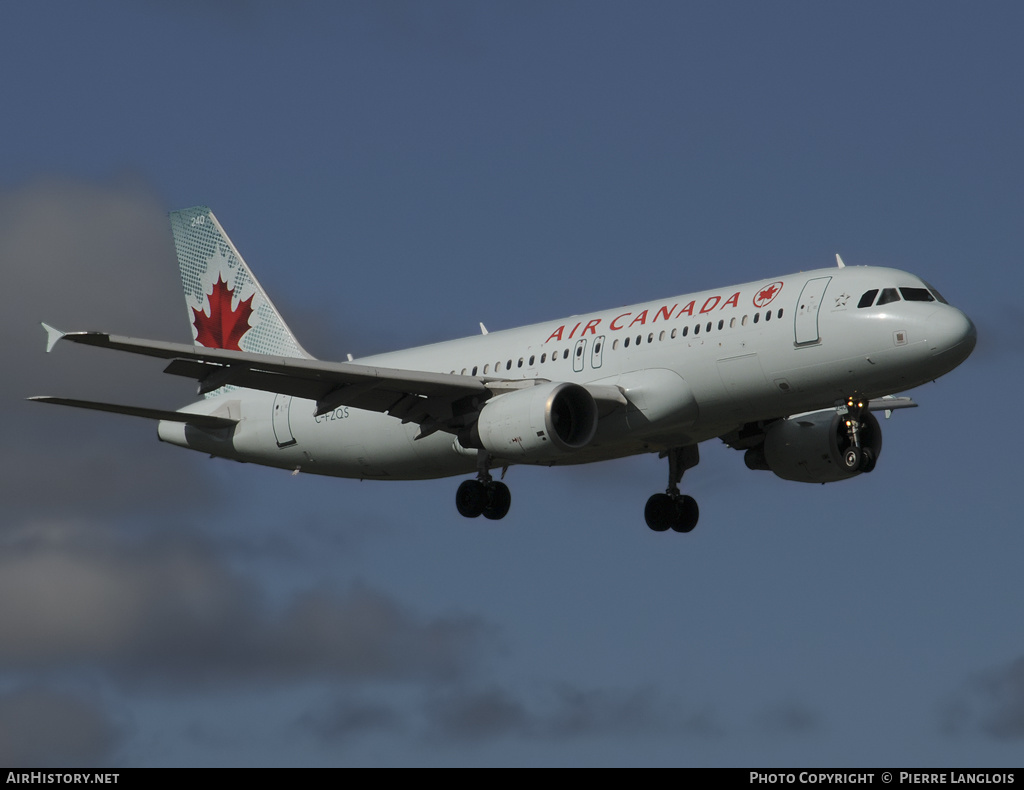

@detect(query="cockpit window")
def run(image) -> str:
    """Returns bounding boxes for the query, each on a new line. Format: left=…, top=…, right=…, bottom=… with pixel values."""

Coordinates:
left=858, top=289, right=879, bottom=308
left=922, top=280, right=949, bottom=304
left=876, top=288, right=901, bottom=306
left=899, top=287, right=935, bottom=302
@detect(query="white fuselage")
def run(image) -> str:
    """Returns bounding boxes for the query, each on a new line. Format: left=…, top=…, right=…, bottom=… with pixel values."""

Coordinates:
left=159, top=265, right=975, bottom=480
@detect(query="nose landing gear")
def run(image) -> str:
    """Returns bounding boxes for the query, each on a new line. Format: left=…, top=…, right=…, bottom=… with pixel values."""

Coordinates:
left=645, top=445, right=700, bottom=533
left=840, top=397, right=877, bottom=474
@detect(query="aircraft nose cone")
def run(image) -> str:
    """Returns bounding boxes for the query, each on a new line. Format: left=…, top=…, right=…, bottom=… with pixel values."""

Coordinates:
left=928, top=307, right=977, bottom=369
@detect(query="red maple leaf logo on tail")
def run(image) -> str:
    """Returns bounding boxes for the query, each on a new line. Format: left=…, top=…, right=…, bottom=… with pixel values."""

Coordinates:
left=192, top=275, right=254, bottom=351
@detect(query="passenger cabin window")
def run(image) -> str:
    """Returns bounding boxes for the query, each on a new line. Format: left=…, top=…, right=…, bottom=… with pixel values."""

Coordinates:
left=877, top=288, right=901, bottom=306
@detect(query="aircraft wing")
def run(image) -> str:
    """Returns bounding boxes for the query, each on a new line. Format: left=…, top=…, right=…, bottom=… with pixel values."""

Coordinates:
left=43, top=326, right=495, bottom=432
left=41, top=326, right=636, bottom=439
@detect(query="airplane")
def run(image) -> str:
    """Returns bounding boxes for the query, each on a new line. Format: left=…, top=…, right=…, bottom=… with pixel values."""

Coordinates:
left=31, top=206, right=977, bottom=533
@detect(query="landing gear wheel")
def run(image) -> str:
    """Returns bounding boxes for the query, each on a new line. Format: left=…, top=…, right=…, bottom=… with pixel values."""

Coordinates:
left=670, top=495, right=699, bottom=533
left=645, top=493, right=674, bottom=532
left=858, top=447, right=877, bottom=474
left=646, top=446, right=701, bottom=533
left=645, top=493, right=699, bottom=532
left=482, top=481, right=511, bottom=520
left=841, top=446, right=861, bottom=472
left=456, top=480, right=487, bottom=518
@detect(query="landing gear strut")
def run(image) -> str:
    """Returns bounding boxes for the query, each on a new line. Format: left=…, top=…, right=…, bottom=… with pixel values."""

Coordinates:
left=456, top=452, right=511, bottom=520
left=840, top=397, right=877, bottom=474
left=645, top=445, right=700, bottom=533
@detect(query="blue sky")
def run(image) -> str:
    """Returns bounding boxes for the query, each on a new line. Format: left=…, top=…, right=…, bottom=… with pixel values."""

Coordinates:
left=2, top=1, right=1022, bottom=767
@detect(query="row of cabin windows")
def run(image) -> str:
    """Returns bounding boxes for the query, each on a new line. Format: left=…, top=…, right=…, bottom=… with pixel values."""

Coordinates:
left=857, top=286, right=942, bottom=309
left=450, top=308, right=784, bottom=376
left=611, top=308, right=784, bottom=350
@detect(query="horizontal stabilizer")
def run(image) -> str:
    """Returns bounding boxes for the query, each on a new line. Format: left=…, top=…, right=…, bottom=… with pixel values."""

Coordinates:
left=27, top=396, right=237, bottom=429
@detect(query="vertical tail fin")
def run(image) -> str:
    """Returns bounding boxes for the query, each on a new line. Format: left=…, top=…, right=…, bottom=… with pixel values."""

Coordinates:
left=170, top=207, right=312, bottom=361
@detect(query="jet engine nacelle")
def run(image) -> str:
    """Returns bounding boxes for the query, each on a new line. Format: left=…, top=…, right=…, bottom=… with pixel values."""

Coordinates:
left=756, top=408, right=882, bottom=484
left=462, top=382, right=598, bottom=459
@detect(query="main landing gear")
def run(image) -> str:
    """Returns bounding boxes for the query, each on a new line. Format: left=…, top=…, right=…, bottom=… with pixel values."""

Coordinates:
left=456, top=452, right=511, bottom=520
left=645, top=445, right=700, bottom=533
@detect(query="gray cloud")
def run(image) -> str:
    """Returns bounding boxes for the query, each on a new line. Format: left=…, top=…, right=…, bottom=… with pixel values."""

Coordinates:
left=755, top=700, right=822, bottom=736
left=942, top=656, right=1024, bottom=740
left=422, top=683, right=723, bottom=743
left=297, top=697, right=405, bottom=743
left=2, top=178, right=218, bottom=521
left=0, top=520, right=492, bottom=687
left=424, top=686, right=532, bottom=741
left=0, top=687, right=120, bottom=767
left=2, top=177, right=187, bottom=383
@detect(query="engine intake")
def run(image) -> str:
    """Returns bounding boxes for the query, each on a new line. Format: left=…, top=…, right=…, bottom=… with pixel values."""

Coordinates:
left=460, top=382, right=598, bottom=459
left=754, top=408, right=882, bottom=483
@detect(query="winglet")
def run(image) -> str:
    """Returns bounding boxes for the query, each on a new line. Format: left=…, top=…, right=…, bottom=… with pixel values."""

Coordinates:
left=41, top=323, right=65, bottom=353
left=479, top=323, right=489, bottom=335
left=835, top=254, right=846, bottom=268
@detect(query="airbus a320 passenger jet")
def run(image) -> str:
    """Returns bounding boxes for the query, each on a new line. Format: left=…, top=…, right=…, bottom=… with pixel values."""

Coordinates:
left=32, top=207, right=976, bottom=533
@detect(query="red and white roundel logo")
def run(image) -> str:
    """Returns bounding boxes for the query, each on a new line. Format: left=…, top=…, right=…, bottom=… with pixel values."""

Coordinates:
left=753, top=281, right=783, bottom=308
